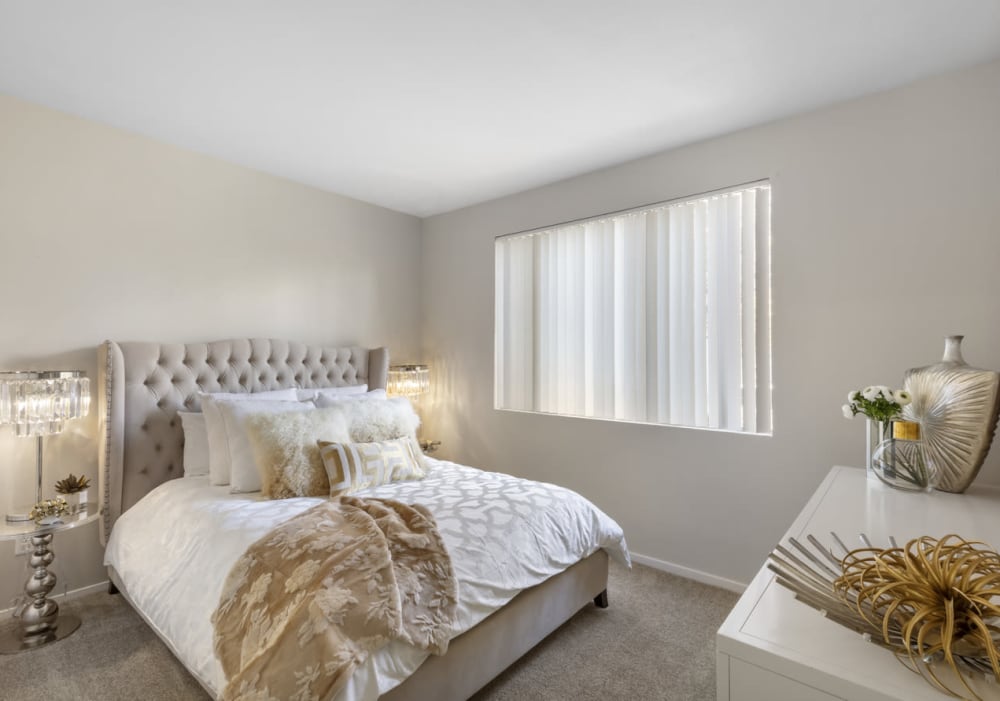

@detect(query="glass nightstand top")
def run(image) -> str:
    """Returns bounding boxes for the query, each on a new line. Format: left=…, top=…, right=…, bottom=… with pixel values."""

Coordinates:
left=0, top=502, right=100, bottom=541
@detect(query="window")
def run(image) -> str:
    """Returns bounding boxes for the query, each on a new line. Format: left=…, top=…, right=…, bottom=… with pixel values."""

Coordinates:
left=494, top=181, right=771, bottom=434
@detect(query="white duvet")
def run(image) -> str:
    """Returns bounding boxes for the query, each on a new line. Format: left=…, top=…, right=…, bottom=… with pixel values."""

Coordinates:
left=104, top=459, right=629, bottom=700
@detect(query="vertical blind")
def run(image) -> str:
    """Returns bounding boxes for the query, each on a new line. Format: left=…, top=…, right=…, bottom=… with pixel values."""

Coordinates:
left=495, top=182, right=771, bottom=434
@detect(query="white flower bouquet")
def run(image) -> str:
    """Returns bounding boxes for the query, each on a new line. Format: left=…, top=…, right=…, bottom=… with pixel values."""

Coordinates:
left=843, top=385, right=931, bottom=490
left=843, top=385, right=911, bottom=423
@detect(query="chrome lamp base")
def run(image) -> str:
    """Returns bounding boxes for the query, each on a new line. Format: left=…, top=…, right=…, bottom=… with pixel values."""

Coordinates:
left=0, top=532, right=80, bottom=654
left=0, top=615, right=80, bottom=654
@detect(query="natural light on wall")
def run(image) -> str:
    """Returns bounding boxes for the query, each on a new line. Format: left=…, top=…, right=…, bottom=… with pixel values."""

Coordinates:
left=494, top=181, right=772, bottom=434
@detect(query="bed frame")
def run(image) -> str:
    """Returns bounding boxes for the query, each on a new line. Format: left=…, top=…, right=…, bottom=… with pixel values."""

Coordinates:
left=98, top=338, right=609, bottom=700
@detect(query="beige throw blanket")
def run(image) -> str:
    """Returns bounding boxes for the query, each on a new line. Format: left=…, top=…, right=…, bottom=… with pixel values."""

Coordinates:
left=212, top=497, right=458, bottom=701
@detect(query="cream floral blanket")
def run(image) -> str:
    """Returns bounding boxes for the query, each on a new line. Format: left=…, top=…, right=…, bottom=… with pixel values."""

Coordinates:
left=212, top=496, right=458, bottom=701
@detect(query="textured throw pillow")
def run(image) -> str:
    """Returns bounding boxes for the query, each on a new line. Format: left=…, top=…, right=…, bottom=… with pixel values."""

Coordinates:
left=178, top=411, right=209, bottom=477
left=295, top=384, right=369, bottom=402
left=215, top=400, right=315, bottom=493
left=247, top=407, right=351, bottom=498
left=312, top=395, right=419, bottom=442
left=200, top=389, right=299, bottom=485
left=317, top=437, right=425, bottom=497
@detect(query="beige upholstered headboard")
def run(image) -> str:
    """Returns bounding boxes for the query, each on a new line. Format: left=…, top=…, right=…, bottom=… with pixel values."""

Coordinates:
left=97, top=338, right=388, bottom=543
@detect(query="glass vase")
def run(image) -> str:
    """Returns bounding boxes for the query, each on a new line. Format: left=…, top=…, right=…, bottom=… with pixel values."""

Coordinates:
left=870, top=419, right=936, bottom=492
left=865, top=419, right=890, bottom=478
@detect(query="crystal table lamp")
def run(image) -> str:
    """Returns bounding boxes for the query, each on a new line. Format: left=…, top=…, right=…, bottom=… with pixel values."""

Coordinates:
left=386, top=364, right=440, bottom=453
left=1, top=371, right=90, bottom=522
left=387, top=364, right=430, bottom=398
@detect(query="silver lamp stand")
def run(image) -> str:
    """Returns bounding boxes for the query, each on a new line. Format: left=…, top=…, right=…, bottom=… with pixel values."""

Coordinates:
left=0, top=370, right=90, bottom=653
left=0, top=532, right=82, bottom=653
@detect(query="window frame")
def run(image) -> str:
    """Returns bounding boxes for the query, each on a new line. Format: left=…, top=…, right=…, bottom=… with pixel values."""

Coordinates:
left=493, top=180, right=773, bottom=435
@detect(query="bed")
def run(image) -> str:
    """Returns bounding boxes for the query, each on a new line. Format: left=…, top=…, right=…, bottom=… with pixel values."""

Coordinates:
left=97, top=338, right=629, bottom=700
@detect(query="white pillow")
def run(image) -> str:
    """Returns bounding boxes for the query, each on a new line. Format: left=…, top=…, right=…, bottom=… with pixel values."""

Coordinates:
left=178, top=411, right=209, bottom=477
left=295, top=384, right=369, bottom=402
left=200, top=389, right=298, bottom=485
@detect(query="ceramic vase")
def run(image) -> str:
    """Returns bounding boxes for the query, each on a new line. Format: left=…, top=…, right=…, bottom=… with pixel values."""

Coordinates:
left=903, top=336, right=1000, bottom=493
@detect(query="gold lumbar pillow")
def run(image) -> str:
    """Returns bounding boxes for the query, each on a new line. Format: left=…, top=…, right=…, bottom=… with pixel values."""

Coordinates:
left=317, top=437, right=425, bottom=497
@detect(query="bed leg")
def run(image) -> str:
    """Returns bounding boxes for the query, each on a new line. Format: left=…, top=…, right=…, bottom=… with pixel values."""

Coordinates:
left=594, top=589, right=608, bottom=608
left=108, top=580, right=119, bottom=595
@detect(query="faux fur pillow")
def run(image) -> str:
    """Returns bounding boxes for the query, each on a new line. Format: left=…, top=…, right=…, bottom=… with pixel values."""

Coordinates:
left=313, top=395, right=421, bottom=443
left=247, top=407, right=351, bottom=499
left=294, top=383, right=369, bottom=402
left=217, top=400, right=315, bottom=494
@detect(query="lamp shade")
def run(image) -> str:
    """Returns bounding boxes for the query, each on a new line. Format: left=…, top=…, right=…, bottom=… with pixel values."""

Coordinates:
left=0, top=371, right=90, bottom=437
left=387, top=364, right=429, bottom=398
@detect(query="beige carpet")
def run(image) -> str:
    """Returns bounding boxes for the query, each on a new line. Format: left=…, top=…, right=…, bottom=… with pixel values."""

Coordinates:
left=0, top=561, right=738, bottom=701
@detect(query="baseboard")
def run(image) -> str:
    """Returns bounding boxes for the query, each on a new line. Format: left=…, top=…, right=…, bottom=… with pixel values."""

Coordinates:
left=1, top=579, right=110, bottom=619
left=630, top=551, right=747, bottom=593
left=1, top=559, right=742, bottom=618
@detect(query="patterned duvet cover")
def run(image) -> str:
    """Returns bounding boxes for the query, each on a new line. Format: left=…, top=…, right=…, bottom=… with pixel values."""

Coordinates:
left=104, top=459, right=629, bottom=701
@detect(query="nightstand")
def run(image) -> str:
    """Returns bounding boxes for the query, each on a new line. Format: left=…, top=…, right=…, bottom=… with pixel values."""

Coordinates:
left=0, top=502, right=100, bottom=654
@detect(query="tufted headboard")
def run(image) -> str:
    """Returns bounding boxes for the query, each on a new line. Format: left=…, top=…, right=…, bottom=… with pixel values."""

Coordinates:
left=97, top=338, right=388, bottom=544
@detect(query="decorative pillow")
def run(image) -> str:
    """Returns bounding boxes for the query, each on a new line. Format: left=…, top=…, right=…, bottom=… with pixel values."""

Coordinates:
left=312, top=395, right=419, bottom=442
left=310, top=388, right=387, bottom=405
left=200, top=389, right=299, bottom=485
left=216, top=400, right=318, bottom=493
left=247, top=407, right=351, bottom=498
left=317, top=437, right=425, bottom=497
left=295, top=384, right=369, bottom=402
left=178, top=411, right=209, bottom=477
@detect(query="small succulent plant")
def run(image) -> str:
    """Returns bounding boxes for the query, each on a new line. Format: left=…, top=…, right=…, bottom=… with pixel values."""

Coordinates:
left=54, top=473, right=91, bottom=494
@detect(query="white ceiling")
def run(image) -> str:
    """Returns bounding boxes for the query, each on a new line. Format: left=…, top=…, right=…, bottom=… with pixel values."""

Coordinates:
left=1, top=1, right=998, bottom=217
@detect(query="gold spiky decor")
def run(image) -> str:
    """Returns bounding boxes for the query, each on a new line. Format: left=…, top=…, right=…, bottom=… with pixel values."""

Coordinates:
left=54, top=473, right=90, bottom=494
left=769, top=533, right=1000, bottom=700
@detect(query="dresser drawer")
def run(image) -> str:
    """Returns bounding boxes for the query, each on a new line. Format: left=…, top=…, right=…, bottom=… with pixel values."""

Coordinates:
left=728, top=657, right=844, bottom=701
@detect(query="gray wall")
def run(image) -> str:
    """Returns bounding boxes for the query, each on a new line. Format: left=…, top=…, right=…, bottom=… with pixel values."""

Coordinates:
left=0, top=94, right=422, bottom=607
left=420, top=59, right=1000, bottom=588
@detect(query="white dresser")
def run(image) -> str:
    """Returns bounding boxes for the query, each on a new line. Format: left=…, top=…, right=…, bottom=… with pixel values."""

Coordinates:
left=716, top=465, right=1000, bottom=701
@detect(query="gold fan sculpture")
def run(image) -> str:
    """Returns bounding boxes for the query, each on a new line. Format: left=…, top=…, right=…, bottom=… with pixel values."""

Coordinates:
left=769, top=533, right=1000, bottom=700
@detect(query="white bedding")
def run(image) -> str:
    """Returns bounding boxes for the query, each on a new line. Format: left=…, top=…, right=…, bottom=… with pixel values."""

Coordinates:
left=104, top=458, right=629, bottom=700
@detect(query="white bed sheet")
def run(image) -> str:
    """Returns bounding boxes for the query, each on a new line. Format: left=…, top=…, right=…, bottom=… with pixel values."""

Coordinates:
left=104, top=459, right=629, bottom=700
